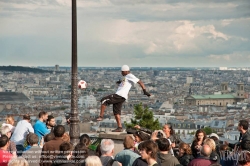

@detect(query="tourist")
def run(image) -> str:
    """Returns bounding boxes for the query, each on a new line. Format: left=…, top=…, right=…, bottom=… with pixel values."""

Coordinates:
left=46, top=115, right=56, bottom=132
left=1, top=126, right=17, bottom=157
left=139, top=140, right=159, bottom=166
left=178, top=143, right=193, bottom=166
left=115, top=135, right=140, bottom=165
left=191, top=129, right=207, bottom=158
left=0, top=135, right=13, bottom=166
left=40, top=125, right=67, bottom=166
left=22, top=133, right=42, bottom=166
left=100, top=139, right=121, bottom=166
left=225, top=120, right=250, bottom=151
left=188, top=144, right=215, bottom=166
left=34, top=111, right=50, bottom=145
left=85, top=156, right=102, bottom=166
left=8, top=157, right=28, bottom=166
left=156, top=138, right=180, bottom=166
left=10, top=114, right=34, bottom=156
left=52, top=142, right=74, bottom=166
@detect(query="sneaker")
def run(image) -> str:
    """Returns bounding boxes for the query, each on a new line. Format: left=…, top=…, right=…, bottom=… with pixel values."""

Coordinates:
left=112, top=127, right=123, bottom=132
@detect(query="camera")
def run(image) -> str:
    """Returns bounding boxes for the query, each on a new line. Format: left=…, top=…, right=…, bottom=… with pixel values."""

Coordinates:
left=157, top=131, right=163, bottom=138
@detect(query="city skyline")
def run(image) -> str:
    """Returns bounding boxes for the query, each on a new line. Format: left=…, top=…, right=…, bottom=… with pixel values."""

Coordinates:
left=0, top=0, right=250, bottom=67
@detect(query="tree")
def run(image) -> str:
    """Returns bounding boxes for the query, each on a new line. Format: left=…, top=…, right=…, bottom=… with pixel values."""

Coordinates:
left=125, top=103, right=161, bottom=130
left=203, top=127, right=213, bottom=135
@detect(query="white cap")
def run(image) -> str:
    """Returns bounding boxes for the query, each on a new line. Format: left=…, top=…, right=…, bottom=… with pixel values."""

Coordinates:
left=209, top=133, right=219, bottom=140
left=121, top=65, right=130, bottom=71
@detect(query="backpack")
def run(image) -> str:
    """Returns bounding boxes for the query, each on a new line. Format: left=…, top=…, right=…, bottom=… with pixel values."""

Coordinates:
left=106, top=159, right=116, bottom=166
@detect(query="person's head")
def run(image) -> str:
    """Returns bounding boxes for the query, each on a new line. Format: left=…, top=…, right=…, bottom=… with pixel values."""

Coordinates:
left=46, top=115, right=56, bottom=128
left=26, top=133, right=39, bottom=146
left=156, top=138, right=171, bottom=152
left=203, top=138, right=216, bottom=151
left=220, top=144, right=229, bottom=151
left=123, top=135, right=134, bottom=149
left=121, top=65, right=130, bottom=76
left=238, top=151, right=250, bottom=166
left=133, top=131, right=150, bottom=142
left=200, top=144, right=212, bottom=157
left=79, top=134, right=91, bottom=146
left=0, top=135, right=9, bottom=149
left=162, top=124, right=174, bottom=136
left=209, top=133, right=219, bottom=141
left=23, top=114, right=31, bottom=121
left=195, top=129, right=206, bottom=142
left=74, top=143, right=89, bottom=162
left=8, top=157, right=29, bottom=166
left=139, top=140, right=158, bottom=160
left=38, top=111, right=48, bottom=122
left=1, top=126, right=12, bottom=138
left=85, top=156, right=102, bottom=166
left=6, top=115, right=15, bottom=126
left=44, top=133, right=55, bottom=142
left=100, top=139, right=114, bottom=155
left=59, top=142, right=73, bottom=157
left=53, top=125, right=65, bottom=137
left=179, top=142, right=192, bottom=156
left=238, top=120, right=249, bottom=133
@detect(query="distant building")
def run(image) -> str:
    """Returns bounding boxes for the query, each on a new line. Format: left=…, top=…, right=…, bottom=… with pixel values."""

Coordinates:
left=55, top=65, right=59, bottom=71
left=184, top=83, right=245, bottom=107
left=186, top=76, right=193, bottom=84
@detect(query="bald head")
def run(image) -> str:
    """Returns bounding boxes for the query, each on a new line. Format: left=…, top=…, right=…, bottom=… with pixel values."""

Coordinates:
left=201, top=144, right=212, bottom=157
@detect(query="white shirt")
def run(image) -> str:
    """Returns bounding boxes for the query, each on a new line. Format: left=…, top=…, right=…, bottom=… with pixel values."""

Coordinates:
left=10, top=120, right=34, bottom=145
left=116, top=73, right=139, bottom=99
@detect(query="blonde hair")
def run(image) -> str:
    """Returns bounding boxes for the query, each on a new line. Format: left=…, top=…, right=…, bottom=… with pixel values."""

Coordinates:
left=8, top=157, right=29, bottom=166
left=85, top=156, right=102, bottom=166
left=6, top=115, right=15, bottom=126
left=203, top=138, right=216, bottom=151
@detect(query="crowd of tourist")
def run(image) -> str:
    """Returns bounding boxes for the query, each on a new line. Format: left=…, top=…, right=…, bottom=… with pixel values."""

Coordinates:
left=1, top=112, right=250, bottom=166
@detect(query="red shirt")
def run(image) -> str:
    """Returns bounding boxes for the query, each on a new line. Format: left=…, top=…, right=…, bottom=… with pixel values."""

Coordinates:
left=0, top=150, right=13, bottom=166
left=188, top=158, right=215, bottom=166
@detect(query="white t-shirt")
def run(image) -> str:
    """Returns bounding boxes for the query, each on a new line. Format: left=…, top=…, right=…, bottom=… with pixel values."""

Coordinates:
left=116, top=73, right=139, bottom=100
left=10, top=120, right=34, bottom=145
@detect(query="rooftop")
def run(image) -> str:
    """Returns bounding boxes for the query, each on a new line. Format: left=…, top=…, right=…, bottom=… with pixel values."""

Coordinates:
left=191, top=94, right=236, bottom=100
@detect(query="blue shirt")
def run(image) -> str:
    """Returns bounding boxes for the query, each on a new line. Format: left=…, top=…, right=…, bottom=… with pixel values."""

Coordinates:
left=115, top=149, right=140, bottom=166
left=34, top=120, right=50, bottom=140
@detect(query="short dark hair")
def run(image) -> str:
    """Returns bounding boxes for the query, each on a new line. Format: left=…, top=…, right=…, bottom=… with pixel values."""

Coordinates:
left=44, top=133, right=55, bottom=142
left=54, top=125, right=65, bottom=137
left=27, top=133, right=39, bottom=145
left=60, top=142, right=73, bottom=155
left=79, top=134, right=91, bottom=146
left=38, top=111, right=47, bottom=118
left=140, top=140, right=158, bottom=159
left=23, top=114, right=30, bottom=120
left=0, top=135, right=9, bottom=147
left=74, top=143, right=89, bottom=163
left=156, top=138, right=170, bottom=151
left=47, top=115, right=54, bottom=122
left=239, top=120, right=249, bottom=130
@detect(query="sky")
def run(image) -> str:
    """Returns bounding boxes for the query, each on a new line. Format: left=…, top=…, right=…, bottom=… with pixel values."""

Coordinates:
left=0, top=0, right=250, bottom=67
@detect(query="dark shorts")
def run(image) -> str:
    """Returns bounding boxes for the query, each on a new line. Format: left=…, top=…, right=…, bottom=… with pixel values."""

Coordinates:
left=101, top=94, right=125, bottom=115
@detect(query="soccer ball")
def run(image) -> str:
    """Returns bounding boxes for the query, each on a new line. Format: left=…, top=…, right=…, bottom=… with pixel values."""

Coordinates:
left=78, top=80, right=87, bottom=89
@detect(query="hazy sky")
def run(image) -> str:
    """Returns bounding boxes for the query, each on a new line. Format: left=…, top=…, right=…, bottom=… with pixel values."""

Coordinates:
left=0, top=0, right=250, bottom=67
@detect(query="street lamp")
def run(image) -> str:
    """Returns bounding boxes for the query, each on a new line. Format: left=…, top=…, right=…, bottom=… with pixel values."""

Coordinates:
left=69, top=0, right=80, bottom=145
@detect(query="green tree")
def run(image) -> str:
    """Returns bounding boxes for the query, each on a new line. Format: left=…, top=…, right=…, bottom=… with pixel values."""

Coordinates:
left=125, top=103, right=161, bottom=130
left=203, top=127, right=213, bottom=135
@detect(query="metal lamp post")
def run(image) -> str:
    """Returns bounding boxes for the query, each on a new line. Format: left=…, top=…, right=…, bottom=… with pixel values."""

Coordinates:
left=69, top=0, right=80, bottom=145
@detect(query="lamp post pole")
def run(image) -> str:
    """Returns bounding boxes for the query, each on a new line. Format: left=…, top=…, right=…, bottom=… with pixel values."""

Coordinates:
left=70, top=0, right=80, bottom=145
